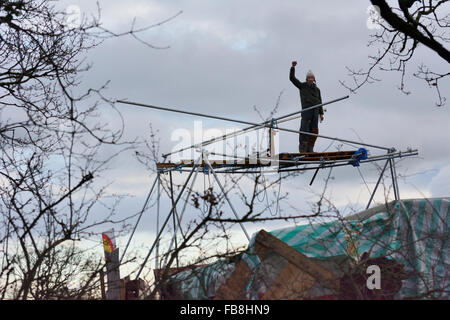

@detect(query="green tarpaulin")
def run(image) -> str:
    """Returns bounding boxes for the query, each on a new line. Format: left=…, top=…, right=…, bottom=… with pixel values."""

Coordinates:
left=162, top=198, right=449, bottom=299
left=267, top=198, right=449, bottom=298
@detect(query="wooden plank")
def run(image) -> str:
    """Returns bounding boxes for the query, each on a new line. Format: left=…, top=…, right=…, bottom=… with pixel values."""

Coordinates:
left=254, top=230, right=339, bottom=291
left=279, top=150, right=356, bottom=157
left=215, top=230, right=340, bottom=300
left=278, top=150, right=356, bottom=161
left=262, top=262, right=317, bottom=300
left=214, top=259, right=252, bottom=300
left=156, top=159, right=269, bottom=169
left=157, top=150, right=358, bottom=169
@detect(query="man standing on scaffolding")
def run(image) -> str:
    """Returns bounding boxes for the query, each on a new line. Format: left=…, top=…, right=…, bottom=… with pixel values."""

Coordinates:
left=290, top=60, right=324, bottom=153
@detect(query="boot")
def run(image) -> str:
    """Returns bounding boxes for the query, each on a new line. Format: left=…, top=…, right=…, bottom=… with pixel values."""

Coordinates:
left=307, top=144, right=314, bottom=153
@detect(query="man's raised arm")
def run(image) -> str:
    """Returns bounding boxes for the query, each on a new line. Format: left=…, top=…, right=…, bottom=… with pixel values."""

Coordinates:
left=289, top=61, right=302, bottom=89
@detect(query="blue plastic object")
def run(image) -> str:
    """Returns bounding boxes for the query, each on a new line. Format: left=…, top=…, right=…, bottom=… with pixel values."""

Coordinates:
left=349, top=148, right=368, bottom=167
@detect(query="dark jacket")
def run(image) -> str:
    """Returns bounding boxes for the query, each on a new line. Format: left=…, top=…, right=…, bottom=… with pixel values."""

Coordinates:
left=290, top=67, right=323, bottom=120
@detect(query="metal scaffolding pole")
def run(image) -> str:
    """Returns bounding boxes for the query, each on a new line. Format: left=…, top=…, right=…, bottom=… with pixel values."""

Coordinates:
left=119, top=96, right=348, bottom=158
left=389, top=157, right=401, bottom=201
left=199, top=149, right=417, bottom=168
left=365, top=159, right=390, bottom=210
left=189, top=124, right=390, bottom=158
left=207, top=151, right=306, bottom=165
left=203, top=151, right=251, bottom=241
left=389, top=159, right=398, bottom=201
left=120, top=175, right=158, bottom=264
left=202, top=150, right=418, bottom=174
left=149, top=98, right=391, bottom=159
left=117, top=95, right=348, bottom=140
left=155, top=171, right=161, bottom=270
left=135, top=156, right=201, bottom=280
left=168, top=171, right=179, bottom=268
left=162, top=163, right=201, bottom=268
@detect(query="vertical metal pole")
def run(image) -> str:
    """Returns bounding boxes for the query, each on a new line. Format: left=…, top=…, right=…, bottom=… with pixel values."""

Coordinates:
left=162, top=164, right=201, bottom=268
left=168, top=171, right=179, bottom=268
left=155, top=171, right=161, bottom=270
left=365, top=159, right=389, bottom=210
left=135, top=158, right=200, bottom=280
left=203, top=151, right=251, bottom=241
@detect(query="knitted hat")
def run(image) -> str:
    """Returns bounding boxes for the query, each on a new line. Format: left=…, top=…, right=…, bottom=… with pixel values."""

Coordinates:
left=306, top=70, right=315, bottom=79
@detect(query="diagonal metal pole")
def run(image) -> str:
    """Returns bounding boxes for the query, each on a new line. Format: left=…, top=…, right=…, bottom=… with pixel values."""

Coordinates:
left=116, top=96, right=350, bottom=158
left=119, top=175, right=158, bottom=264
left=154, top=105, right=391, bottom=158
left=116, top=96, right=347, bottom=132
left=390, top=157, right=401, bottom=201
left=117, top=96, right=392, bottom=157
left=135, top=156, right=201, bottom=280
left=389, top=158, right=400, bottom=201
left=162, top=164, right=201, bottom=268
left=203, top=151, right=251, bottom=241
left=163, top=119, right=389, bottom=159
left=166, top=121, right=390, bottom=158
left=309, top=163, right=324, bottom=186
left=365, top=159, right=389, bottom=210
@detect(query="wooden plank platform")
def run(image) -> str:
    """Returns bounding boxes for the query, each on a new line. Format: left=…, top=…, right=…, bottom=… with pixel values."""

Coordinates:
left=278, top=150, right=357, bottom=161
left=157, top=150, right=357, bottom=170
left=156, top=159, right=270, bottom=169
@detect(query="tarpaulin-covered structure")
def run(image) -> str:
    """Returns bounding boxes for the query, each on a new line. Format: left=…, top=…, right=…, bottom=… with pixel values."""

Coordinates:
left=157, top=198, right=449, bottom=299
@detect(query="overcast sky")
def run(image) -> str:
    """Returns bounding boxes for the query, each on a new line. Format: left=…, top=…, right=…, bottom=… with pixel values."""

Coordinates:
left=58, top=0, right=449, bottom=275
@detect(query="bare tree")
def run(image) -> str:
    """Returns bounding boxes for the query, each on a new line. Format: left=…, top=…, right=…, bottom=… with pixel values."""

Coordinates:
left=340, top=0, right=450, bottom=106
left=0, top=0, right=179, bottom=299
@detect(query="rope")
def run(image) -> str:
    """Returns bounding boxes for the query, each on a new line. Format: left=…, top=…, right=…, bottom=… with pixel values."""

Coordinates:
left=259, top=172, right=282, bottom=217
left=256, top=168, right=267, bottom=202
left=265, top=186, right=275, bottom=216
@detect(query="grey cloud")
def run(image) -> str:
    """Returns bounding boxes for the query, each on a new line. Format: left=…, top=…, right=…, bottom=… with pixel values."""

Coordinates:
left=58, top=0, right=449, bottom=233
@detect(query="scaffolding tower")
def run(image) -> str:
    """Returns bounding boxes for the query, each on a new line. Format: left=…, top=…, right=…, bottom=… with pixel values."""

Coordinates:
left=115, top=96, right=418, bottom=280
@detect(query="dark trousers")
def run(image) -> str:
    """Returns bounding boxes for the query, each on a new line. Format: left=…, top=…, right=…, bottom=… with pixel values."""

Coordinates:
left=299, top=117, right=319, bottom=152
